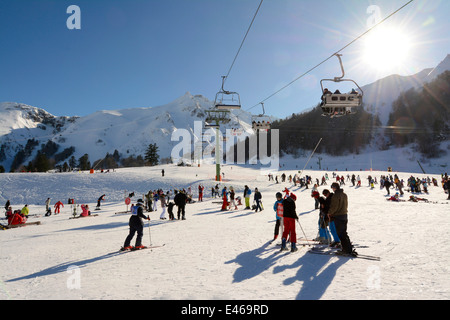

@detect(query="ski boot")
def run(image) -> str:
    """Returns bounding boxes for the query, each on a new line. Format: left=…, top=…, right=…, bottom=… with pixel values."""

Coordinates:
left=280, top=238, right=289, bottom=252
left=291, top=243, right=298, bottom=252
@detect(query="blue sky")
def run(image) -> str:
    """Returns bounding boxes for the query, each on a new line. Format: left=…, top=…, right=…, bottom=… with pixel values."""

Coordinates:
left=1, top=0, right=449, bottom=119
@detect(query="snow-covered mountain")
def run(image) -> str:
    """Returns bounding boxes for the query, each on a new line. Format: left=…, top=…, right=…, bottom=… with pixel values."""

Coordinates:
left=1, top=55, right=449, bottom=172
left=0, top=93, right=258, bottom=171
left=362, top=54, right=450, bottom=124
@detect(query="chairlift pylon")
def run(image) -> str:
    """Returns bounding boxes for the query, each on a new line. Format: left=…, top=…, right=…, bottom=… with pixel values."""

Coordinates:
left=320, top=54, right=363, bottom=118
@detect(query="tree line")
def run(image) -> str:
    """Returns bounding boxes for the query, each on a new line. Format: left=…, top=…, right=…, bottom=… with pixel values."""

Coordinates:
left=271, top=71, right=450, bottom=158
left=5, top=142, right=160, bottom=173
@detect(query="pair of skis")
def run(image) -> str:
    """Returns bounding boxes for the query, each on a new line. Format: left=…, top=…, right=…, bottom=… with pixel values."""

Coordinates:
left=278, top=238, right=380, bottom=261
left=308, top=247, right=380, bottom=261
left=118, top=244, right=165, bottom=252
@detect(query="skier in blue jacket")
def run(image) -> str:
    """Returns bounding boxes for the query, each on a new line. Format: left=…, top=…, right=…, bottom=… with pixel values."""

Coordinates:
left=273, top=192, right=283, bottom=241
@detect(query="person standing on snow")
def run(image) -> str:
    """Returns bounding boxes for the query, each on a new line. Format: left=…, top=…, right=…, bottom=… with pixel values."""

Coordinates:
left=96, top=194, right=105, bottom=209
left=328, top=182, right=355, bottom=256
left=122, top=199, right=150, bottom=250
left=174, top=190, right=187, bottom=220
left=221, top=186, right=228, bottom=211
left=254, top=188, right=262, bottom=212
left=159, top=193, right=167, bottom=220
left=280, top=193, right=298, bottom=252
left=54, top=201, right=64, bottom=214
left=198, top=184, right=204, bottom=202
left=228, top=187, right=237, bottom=210
left=45, top=198, right=51, bottom=216
left=243, top=185, right=251, bottom=209
left=4, top=200, right=10, bottom=213
left=273, top=192, right=284, bottom=241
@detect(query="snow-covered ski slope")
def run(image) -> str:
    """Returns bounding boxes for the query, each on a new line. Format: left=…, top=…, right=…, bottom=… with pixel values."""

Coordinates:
left=0, top=163, right=449, bottom=300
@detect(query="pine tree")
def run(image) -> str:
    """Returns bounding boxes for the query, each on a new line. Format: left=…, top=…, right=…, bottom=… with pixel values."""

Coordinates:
left=78, top=154, right=91, bottom=170
left=145, top=143, right=160, bottom=166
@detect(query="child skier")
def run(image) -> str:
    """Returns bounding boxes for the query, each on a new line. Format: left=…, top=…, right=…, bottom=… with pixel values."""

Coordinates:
left=273, top=192, right=284, bottom=241
left=280, top=193, right=298, bottom=252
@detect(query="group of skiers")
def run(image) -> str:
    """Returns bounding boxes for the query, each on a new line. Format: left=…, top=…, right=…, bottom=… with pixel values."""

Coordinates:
left=273, top=182, right=356, bottom=256
left=2, top=198, right=68, bottom=226
left=142, top=188, right=190, bottom=220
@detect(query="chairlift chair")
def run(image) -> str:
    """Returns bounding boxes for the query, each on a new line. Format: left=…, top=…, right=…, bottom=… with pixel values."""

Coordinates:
left=252, top=102, right=271, bottom=131
left=320, top=54, right=363, bottom=117
left=214, top=76, right=242, bottom=110
left=205, top=108, right=231, bottom=128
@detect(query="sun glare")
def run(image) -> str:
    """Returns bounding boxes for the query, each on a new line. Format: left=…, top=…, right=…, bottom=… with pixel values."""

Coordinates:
left=362, top=27, right=412, bottom=73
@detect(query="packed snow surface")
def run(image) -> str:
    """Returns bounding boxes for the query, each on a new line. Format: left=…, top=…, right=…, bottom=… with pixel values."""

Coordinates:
left=0, top=162, right=449, bottom=300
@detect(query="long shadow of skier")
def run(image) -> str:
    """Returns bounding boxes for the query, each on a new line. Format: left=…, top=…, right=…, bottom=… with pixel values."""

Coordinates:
left=224, top=241, right=286, bottom=283
left=273, top=252, right=348, bottom=299
left=5, top=251, right=124, bottom=283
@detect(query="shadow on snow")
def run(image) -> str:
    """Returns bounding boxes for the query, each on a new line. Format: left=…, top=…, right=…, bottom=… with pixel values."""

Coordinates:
left=225, top=241, right=347, bottom=300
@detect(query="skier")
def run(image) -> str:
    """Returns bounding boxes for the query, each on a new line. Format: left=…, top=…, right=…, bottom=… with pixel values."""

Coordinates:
left=273, top=192, right=284, bottom=241
left=254, top=188, right=262, bottom=212
left=80, top=204, right=91, bottom=217
left=96, top=194, right=105, bottom=210
left=7, top=209, right=27, bottom=225
left=167, top=201, right=175, bottom=220
left=54, top=201, right=64, bottom=214
left=243, top=185, right=251, bottom=209
left=198, top=184, right=204, bottom=202
left=228, top=187, right=237, bottom=210
left=153, top=191, right=159, bottom=211
left=174, top=190, right=187, bottom=220
left=122, top=199, right=150, bottom=250
left=4, top=200, right=10, bottom=213
left=280, top=193, right=298, bottom=252
left=322, top=189, right=340, bottom=247
left=45, top=198, right=51, bottom=216
left=328, top=183, right=355, bottom=256
left=384, top=179, right=392, bottom=195
left=317, top=196, right=331, bottom=244
left=221, top=186, right=228, bottom=211
left=311, top=184, right=320, bottom=209
left=159, top=193, right=167, bottom=220
left=21, top=204, right=29, bottom=217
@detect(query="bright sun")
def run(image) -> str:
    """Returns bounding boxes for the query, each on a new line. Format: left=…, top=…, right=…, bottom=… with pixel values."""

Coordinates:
left=362, top=27, right=412, bottom=72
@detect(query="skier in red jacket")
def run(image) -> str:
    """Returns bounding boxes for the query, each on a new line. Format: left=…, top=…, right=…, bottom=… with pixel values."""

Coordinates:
left=54, top=201, right=64, bottom=214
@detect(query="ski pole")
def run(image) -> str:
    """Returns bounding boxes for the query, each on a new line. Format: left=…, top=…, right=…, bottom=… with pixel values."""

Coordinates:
left=296, top=218, right=312, bottom=247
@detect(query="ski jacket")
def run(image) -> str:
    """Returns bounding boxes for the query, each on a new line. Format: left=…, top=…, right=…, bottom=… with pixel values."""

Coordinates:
left=174, top=193, right=187, bottom=206
left=8, top=210, right=27, bottom=225
left=21, top=206, right=29, bottom=216
left=129, top=203, right=147, bottom=225
left=254, top=191, right=262, bottom=201
left=328, top=189, right=348, bottom=217
left=282, top=197, right=298, bottom=219
left=273, top=200, right=283, bottom=220
left=322, top=194, right=333, bottom=214
left=80, top=204, right=90, bottom=217
left=54, top=201, right=64, bottom=208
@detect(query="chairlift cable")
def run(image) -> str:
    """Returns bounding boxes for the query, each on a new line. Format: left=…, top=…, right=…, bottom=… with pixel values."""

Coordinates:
left=223, top=0, right=264, bottom=86
left=245, top=0, right=415, bottom=112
